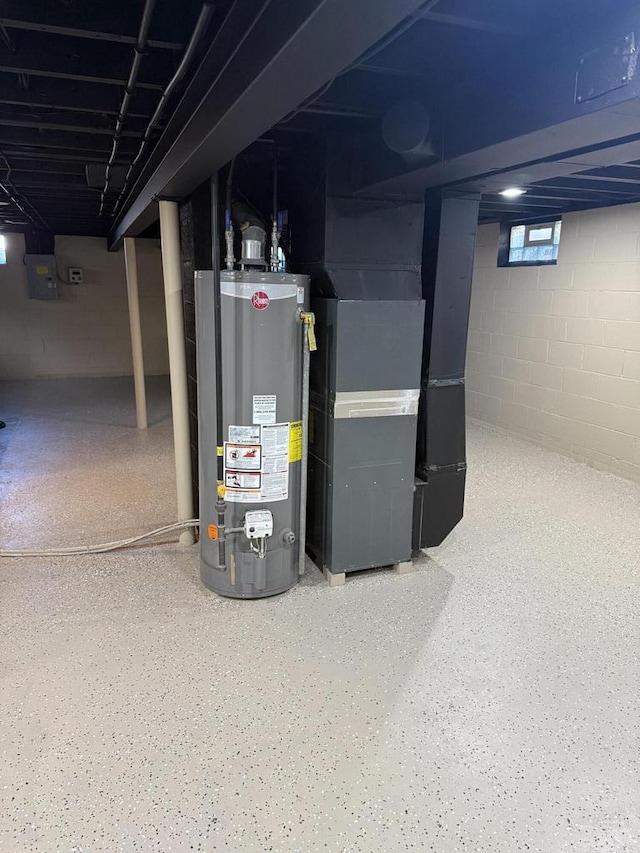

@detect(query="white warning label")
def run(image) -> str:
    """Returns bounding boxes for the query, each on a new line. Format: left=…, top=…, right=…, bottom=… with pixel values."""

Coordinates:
left=253, top=394, right=277, bottom=425
left=224, top=443, right=261, bottom=471
left=261, top=472, right=288, bottom=501
left=225, top=471, right=261, bottom=491
left=260, top=422, right=289, bottom=501
left=224, top=421, right=290, bottom=503
left=262, top=422, right=288, bottom=456
left=262, top=455, right=288, bottom=474
left=229, top=424, right=260, bottom=444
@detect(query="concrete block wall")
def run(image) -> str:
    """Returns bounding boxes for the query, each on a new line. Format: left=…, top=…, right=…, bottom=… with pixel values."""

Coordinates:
left=0, top=233, right=169, bottom=380
left=467, top=203, right=640, bottom=482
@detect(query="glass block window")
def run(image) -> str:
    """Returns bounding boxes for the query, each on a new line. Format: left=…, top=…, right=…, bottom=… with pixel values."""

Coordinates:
left=0, top=234, right=6, bottom=265
left=503, top=220, right=561, bottom=266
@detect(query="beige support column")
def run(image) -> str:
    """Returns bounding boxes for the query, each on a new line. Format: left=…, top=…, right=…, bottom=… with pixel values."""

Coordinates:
left=123, top=237, right=148, bottom=430
left=158, top=200, right=195, bottom=545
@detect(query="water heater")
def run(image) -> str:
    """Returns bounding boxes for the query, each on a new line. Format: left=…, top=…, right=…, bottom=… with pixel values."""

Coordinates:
left=195, top=268, right=310, bottom=598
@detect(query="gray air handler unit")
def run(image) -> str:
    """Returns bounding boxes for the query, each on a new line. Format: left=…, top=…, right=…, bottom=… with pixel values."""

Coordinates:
left=290, top=136, right=427, bottom=581
left=196, top=216, right=311, bottom=598
left=308, top=299, right=424, bottom=575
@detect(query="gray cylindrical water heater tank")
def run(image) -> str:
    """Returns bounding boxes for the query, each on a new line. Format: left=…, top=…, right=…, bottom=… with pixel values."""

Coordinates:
left=195, top=269, right=309, bottom=598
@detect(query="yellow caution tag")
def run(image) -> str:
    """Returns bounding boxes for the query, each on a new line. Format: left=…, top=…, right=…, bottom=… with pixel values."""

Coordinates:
left=307, top=321, right=317, bottom=352
left=289, top=420, right=302, bottom=462
left=36, top=265, right=49, bottom=275
left=301, top=312, right=317, bottom=352
left=216, top=446, right=224, bottom=457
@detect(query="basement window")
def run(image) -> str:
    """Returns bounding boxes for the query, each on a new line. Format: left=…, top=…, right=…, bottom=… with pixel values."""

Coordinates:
left=0, top=235, right=6, bottom=264
left=498, top=219, right=562, bottom=266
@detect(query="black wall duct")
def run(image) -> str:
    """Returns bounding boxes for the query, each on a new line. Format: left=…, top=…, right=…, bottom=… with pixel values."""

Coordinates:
left=413, top=188, right=480, bottom=549
left=290, top=134, right=423, bottom=301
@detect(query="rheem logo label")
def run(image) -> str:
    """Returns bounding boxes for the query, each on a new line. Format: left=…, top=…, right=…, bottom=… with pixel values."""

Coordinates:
left=251, top=291, right=270, bottom=310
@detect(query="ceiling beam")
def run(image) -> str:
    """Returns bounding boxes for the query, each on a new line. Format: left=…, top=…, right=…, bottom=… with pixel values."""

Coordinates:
left=0, top=148, right=126, bottom=164
left=0, top=17, right=182, bottom=50
left=479, top=196, right=640, bottom=225
left=502, top=186, right=634, bottom=203
left=7, top=165, right=85, bottom=176
left=0, top=97, right=150, bottom=119
left=0, top=30, right=169, bottom=86
left=537, top=176, right=640, bottom=195
left=0, top=75, right=158, bottom=115
left=349, top=63, right=430, bottom=80
left=0, top=118, right=142, bottom=137
left=0, top=65, right=163, bottom=90
left=10, top=180, right=98, bottom=190
left=0, top=128, right=138, bottom=156
left=481, top=196, right=567, bottom=209
left=578, top=165, right=640, bottom=181
left=412, top=10, right=513, bottom=34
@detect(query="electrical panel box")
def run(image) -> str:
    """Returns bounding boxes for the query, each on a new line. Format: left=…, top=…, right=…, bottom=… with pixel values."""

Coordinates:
left=68, top=267, right=84, bottom=284
left=25, top=254, right=58, bottom=300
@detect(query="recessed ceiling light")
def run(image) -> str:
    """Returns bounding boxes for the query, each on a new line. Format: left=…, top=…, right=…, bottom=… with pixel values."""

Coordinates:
left=500, top=187, right=527, bottom=198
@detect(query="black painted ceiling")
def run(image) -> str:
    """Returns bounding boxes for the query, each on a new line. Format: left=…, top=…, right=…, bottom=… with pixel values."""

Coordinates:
left=0, top=0, right=230, bottom=236
left=1, top=0, right=639, bottom=238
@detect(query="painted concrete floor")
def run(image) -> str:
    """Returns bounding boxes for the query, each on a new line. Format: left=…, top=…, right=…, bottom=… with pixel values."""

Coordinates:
left=1, top=377, right=639, bottom=853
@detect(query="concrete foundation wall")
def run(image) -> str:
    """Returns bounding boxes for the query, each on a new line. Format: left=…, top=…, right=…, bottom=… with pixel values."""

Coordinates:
left=0, top=233, right=169, bottom=380
left=467, top=203, right=640, bottom=482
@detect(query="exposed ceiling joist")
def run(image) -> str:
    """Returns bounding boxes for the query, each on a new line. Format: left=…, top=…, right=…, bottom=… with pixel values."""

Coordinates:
left=0, top=148, right=126, bottom=165
left=413, top=10, right=514, bottom=34
left=0, top=65, right=163, bottom=90
left=0, top=75, right=159, bottom=115
left=537, top=177, right=640, bottom=195
left=0, top=97, right=150, bottom=119
left=0, top=118, right=142, bottom=137
left=0, top=17, right=182, bottom=50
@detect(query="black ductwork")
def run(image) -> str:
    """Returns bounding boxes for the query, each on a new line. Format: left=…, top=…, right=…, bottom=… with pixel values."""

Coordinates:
left=289, top=134, right=478, bottom=552
left=290, top=134, right=423, bottom=301
left=413, top=189, right=480, bottom=549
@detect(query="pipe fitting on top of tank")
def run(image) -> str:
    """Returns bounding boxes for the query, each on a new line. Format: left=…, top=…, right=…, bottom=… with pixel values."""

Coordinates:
left=269, top=142, right=280, bottom=273
left=240, top=224, right=267, bottom=269
left=270, top=218, right=280, bottom=273
left=224, top=208, right=235, bottom=271
left=225, top=159, right=236, bottom=271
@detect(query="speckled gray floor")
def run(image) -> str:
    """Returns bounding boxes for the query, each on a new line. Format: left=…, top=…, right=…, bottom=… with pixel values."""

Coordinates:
left=1, top=377, right=639, bottom=852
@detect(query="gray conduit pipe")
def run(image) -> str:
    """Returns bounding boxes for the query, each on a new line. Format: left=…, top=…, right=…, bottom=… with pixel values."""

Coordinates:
left=113, top=4, right=213, bottom=217
left=299, top=322, right=311, bottom=575
left=99, top=0, right=157, bottom=215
